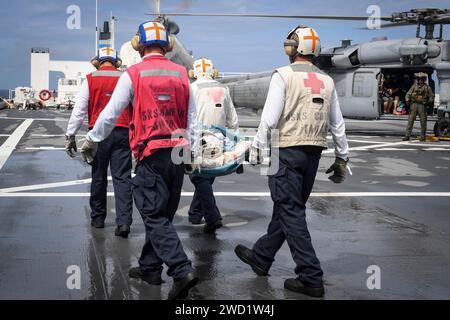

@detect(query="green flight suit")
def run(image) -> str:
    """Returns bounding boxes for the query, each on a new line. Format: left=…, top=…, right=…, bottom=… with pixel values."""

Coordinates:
left=405, top=83, right=434, bottom=137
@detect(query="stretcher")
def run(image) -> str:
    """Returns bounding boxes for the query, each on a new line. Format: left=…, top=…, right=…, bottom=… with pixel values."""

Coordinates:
left=192, top=125, right=251, bottom=177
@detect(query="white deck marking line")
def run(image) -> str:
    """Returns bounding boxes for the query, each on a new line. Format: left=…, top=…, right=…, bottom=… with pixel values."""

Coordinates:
left=30, top=134, right=67, bottom=137
left=346, top=135, right=382, bottom=138
left=346, top=139, right=391, bottom=144
left=0, top=177, right=112, bottom=193
left=1, top=192, right=450, bottom=197
left=0, top=116, right=70, bottom=122
left=28, top=134, right=88, bottom=138
left=25, top=147, right=66, bottom=150
left=0, top=119, right=33, bottom=171
left=0, top=174, right=140, bottom=193
left=375, top=147, right=450, bottom=151
left=376, top=148, right=417, bottom=151
left=0, top=134, right=11, bottom=137
left=323, top=140, right=419, bottom=154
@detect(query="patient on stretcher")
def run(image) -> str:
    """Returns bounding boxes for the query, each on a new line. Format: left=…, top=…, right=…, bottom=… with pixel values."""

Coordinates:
left=193, top=126, right=251, bottom=176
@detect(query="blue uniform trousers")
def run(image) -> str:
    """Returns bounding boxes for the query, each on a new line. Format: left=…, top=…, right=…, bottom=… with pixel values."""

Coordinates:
left=188, top=174, right=222, bottom=224
left=132, top=148, right=192, bottom=280
left=90, top=127, right=133, bottom=226
left=252, top=146, right=324, bottom=287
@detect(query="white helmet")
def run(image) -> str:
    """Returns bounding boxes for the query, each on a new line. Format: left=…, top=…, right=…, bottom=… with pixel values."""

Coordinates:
left=189, top=57, right=219, bottom=79
left=284, top=25, right=321, bottom=58
left=130, top=21, right=174, bottom=55
left=91, top=47, right=122, bottom=69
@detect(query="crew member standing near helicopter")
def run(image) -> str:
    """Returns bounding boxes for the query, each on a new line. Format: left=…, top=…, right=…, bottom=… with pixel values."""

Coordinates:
left=79, top=21, right=199, bottom=300
left=65, top=47, right=133, bottom=238
left=403, top=72, right=434, bottom=141
left=234, top=25, right=349, bottom=298
left=187, top=57, right=239, bottom=233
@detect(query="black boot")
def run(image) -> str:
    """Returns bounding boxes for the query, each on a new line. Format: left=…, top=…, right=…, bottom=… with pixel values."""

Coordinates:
left=91, top=219, right=105, bottom=228
left=420, top=132, right=426, bottom=141
left=168, top=272, right=199, bottom=300
left=128, top=267, right=164, bottom=285
left=402, top=136, right=410, bottom=141
left=203, top=219, right=223, bottom=234
left=234, top=245, right=269, bottom=276
left=188, top=217, right=204, bottom=225
left=284, top=278, right=324, bottom=298
left=115, top=225, right=130, bottom=238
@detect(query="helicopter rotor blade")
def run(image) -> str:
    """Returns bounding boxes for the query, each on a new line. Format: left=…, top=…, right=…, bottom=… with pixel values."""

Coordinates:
left=434, top=14, right=450, bottom=24
left=361, top=16, right=450, bottom=29
left=146, top=12, right=392, bottom=21
left=380, top=22, right=416, bottom=28
left=358, top=21, right=414, bottom=29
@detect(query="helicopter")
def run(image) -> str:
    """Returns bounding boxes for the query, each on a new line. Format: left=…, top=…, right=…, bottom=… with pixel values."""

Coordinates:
left=120, top=6, right=450, bottom=137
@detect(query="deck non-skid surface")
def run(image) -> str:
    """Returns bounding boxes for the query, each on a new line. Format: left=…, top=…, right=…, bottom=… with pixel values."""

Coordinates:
left=0, top=109, right=449, bottom=299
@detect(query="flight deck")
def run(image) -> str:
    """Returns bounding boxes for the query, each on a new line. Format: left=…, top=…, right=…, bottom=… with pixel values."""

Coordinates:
left=0, top=109, right=449, bottom=299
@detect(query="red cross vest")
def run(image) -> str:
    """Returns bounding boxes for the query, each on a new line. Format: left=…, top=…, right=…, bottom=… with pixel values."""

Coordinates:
left=126, top=55, right=190, bottom=161
left=275, top=63, right=335, bottom=149
left=86, top=65, right=131, bottom=129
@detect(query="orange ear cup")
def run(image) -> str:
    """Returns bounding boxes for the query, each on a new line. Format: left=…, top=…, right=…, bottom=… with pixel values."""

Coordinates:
left=213, top=69, right=219, bottom=79
left=91, top=58, right=100, bottom=69
left=131, top=34, right=143, bottom=51
left=115, top=58, right=122, bottom=69
left=284, top=39, right=298, bottom=56
left=166, top=35, right=175, bottom=52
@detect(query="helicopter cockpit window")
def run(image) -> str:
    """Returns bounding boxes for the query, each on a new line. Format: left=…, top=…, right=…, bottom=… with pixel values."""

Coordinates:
left=349, top=50, right=360, bottom=66
left=353, top=72, right=373, bottom=97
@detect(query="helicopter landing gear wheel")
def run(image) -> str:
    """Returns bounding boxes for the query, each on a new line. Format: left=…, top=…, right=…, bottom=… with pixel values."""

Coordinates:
left=434, top=118, right=450, bottom=138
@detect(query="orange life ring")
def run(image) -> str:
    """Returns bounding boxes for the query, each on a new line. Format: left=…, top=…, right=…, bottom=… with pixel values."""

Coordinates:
left=39, top=89, right=51, bottom=101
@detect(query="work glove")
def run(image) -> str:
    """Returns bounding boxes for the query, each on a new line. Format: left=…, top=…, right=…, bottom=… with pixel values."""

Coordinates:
left=80, top=137, right=98, bottom=165
left=325, top=157, right=349, bottom=183
left=185, top=163, right=200, bottom=174
left=64, top=135, right=77, bottom=158
left=249, top=146, right=263, bottom=166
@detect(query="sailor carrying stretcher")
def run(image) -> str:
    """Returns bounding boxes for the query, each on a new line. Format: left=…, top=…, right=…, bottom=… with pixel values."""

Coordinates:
left=186, top=57, right=240, bottom=233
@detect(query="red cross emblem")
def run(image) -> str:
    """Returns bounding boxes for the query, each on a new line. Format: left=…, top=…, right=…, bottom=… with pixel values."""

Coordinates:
left=303, top=29, right=320, bottom=52
left=195, top=59, right=211, bottom=73
left=102, top=47, right=114, bottom=55
left=304, top=72, right=324, bottom=94
left=145, top=22, right=165, bottom=40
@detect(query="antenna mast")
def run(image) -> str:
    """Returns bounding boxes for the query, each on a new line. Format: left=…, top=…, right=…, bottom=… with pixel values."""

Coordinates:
left=95, top=0, right=99, bottom=54
left=156, top=0, right=160, bottom=15
left=111, top=14, right=116, bottom=49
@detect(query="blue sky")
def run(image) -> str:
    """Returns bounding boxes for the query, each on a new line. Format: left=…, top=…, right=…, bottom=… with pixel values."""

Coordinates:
left=0, top=0, right=449, bottom=89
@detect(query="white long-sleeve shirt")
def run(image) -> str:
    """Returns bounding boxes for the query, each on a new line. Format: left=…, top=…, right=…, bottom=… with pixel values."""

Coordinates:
left=191, top=77, right=239, bottom=130
left=66, top=80, right=89, bottom=136
left=253, top=72, right=349, bottom=160
left=86, top=54, right=198, bottom=147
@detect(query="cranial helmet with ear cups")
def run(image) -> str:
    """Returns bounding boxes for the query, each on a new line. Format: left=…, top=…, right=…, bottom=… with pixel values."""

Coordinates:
left=415, top=72, right=427, bottom=79
left=91, top=47, right=122, bottom=69
left=284, top=25, right=321, bottom=58
left=130, top=21, right=174, bottom=55
left=192, top=58, right=219, bottom=79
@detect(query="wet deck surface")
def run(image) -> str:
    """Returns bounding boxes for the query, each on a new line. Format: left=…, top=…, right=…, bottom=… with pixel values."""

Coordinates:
left=0, top=109, right=449, bottom=300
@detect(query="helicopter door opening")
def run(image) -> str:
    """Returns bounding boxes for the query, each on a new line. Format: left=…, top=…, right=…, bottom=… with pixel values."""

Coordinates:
left=379, top=68, right=435, bottom=116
